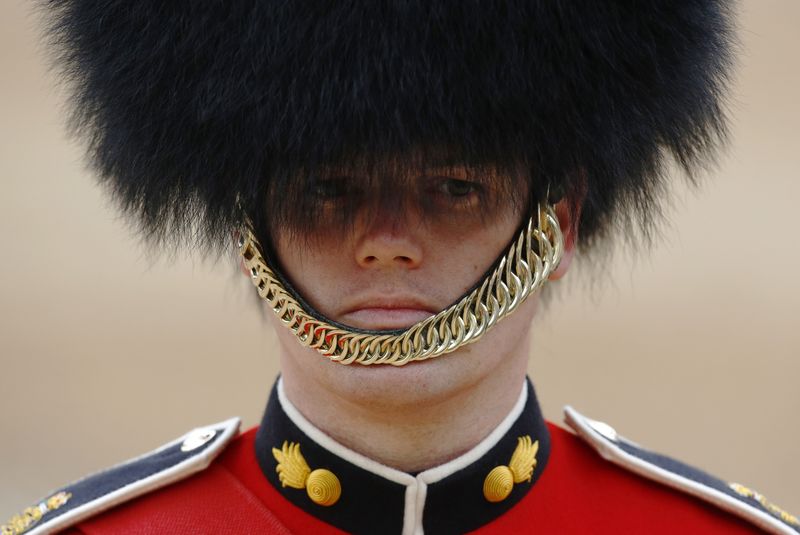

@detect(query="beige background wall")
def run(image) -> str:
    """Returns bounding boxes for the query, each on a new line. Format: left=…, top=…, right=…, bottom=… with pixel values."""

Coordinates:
left=1, top=0, right=798, bottom=521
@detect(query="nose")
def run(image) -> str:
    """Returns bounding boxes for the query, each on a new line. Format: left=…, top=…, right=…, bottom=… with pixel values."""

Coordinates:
left=354, top=215, right=423, bottom=269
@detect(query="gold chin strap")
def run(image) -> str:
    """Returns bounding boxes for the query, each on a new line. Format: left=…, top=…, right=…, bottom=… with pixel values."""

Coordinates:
left=239, top=204, right=564, bottom=366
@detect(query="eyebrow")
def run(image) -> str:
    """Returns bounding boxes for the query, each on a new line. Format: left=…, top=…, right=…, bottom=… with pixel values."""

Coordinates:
left=315, top=162, right=474, bottom=178
left=422, top=165, right=471, bottom=178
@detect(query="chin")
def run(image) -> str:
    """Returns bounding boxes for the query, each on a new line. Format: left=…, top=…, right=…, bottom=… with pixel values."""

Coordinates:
left=273, top=298, right=539, bottom=410
left=279, top=329, right=527, bottom=414
left=276, top=334, right=479, bottom=409
left=323, top=351, right=483, bottom=409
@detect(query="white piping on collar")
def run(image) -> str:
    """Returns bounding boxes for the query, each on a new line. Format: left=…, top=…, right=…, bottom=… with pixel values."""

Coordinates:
left=277, top=378, right=528, bottom=535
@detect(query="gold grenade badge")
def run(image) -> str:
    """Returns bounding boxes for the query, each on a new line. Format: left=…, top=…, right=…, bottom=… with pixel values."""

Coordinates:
left=483, top=436, right=539, bottom=503
left=273, top=441, right=342, bottom=506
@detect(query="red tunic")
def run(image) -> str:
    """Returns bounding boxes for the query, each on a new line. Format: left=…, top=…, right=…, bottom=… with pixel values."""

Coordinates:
left=68, top=423, right=761, bottom=534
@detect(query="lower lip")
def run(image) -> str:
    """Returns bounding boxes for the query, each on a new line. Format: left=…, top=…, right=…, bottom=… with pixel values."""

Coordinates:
left=340, top=308, right=435, bottom=330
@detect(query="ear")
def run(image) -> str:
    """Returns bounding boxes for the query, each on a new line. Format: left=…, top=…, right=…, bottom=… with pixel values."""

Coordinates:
left=548, top=191, right=583, bottom=281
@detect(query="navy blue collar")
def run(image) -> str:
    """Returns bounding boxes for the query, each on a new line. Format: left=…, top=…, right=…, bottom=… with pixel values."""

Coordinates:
left=254, top=377, right=551, bottom=535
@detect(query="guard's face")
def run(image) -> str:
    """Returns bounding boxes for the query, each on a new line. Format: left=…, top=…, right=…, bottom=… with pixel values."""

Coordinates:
left=270, top=166, right=526, bottom=333
left=260, top=165, right=576, bottom=409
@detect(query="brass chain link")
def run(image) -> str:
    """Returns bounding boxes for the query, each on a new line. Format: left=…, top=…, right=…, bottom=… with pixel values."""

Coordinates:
left=239, top=204, right=563, bottom=366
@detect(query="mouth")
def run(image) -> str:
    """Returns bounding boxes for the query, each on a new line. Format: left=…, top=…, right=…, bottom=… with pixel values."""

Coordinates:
left=338, top=298, right=437, bottom=331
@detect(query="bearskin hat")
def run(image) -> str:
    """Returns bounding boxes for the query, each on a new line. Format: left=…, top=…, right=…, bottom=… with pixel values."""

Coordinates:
left=44, top=1, right=735, bottom=252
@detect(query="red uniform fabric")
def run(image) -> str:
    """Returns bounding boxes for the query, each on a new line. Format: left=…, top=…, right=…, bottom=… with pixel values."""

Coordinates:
left=70, top=423, right=762, bottom=534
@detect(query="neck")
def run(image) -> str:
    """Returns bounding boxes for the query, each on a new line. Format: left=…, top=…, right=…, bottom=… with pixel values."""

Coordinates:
left=277, top=337, right=530, bottom=473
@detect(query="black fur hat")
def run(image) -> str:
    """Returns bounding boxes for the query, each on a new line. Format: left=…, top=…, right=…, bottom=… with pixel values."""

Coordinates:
left=44, top=1, right=734, bottom=251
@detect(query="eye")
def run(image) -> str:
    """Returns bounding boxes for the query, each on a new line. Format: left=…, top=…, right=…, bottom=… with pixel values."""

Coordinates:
left=436, top=178, right=479, bottom=198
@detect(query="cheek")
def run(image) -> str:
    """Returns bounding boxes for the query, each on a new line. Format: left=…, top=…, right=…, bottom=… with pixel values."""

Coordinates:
left=272, top=234, right=354, bottom=312
left=461, top=294, right=539, bottom=368
left=436, top=218, right=523, bottom=286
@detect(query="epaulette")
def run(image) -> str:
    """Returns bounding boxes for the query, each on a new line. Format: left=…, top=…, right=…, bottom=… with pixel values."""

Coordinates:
left=564, top=406, right=799, bottom=535
left=2, top=418, right=240, bottom=535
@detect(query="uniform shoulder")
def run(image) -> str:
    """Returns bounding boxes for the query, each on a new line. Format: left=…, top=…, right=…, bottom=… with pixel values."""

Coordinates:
left=2, top=418, right=240, bottom=535
left=563, top=406, right=799, bottom=535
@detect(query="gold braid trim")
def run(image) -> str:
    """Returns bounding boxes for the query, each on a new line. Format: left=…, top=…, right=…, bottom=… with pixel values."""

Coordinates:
left=240, top=204, right=563, bottom=366
left=2, top=492, right=71, bottom=535
left=730, top=483, right=800, bottom=527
